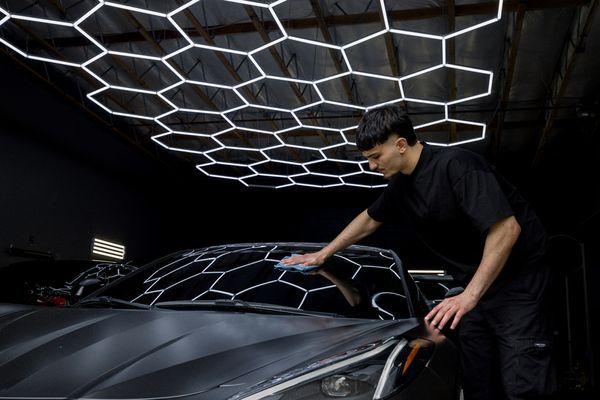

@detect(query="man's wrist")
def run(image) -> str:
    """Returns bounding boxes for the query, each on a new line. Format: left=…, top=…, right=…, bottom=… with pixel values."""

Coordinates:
left=463, top=285, right=484, bottom=303
left=318, top=249, right=331, bottom=261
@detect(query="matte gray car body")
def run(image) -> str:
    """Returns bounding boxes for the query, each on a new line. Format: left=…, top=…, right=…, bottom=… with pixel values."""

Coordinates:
left=0, top=243, right=459, bottom=399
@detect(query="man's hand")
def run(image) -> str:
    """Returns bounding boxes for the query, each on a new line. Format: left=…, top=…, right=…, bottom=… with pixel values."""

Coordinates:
left=424, top=291, right=478, bottom=330
left=424, top=216, right=521, bottom=331
left=279, top=210, right=381, bottom=272
left=281, top=251, right=328, bottom=268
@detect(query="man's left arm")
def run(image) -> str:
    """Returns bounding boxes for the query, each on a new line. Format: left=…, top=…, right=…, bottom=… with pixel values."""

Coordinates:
left=425, top=215, right=521, bottom=330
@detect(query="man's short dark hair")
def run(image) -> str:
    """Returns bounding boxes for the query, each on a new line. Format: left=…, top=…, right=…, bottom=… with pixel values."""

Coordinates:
left=356, top=106, right=417, bottom=151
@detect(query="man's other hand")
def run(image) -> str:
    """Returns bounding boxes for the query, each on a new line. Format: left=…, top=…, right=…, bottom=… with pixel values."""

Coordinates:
left=424, top=291, right=478, bottom=330
left=281, top=252, right=327, bottom=268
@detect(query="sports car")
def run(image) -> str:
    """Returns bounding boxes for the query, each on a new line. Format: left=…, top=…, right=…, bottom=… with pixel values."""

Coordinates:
left=0, top=243, right=460, bottom=399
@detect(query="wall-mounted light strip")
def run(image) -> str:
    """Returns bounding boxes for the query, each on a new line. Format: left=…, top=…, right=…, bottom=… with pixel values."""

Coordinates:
left=92, top=238, right=125, bottom=260
left=407, top=269, right=446, bottom=275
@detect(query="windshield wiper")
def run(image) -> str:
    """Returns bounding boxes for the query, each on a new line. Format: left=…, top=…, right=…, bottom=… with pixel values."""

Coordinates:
left=153, top=300, right=340, bottom=317
left=74, top=296, right=151, bottom=310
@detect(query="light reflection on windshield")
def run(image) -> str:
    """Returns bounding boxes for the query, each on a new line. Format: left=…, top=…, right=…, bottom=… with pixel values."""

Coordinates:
left=94, top=245, right=409, bottom=320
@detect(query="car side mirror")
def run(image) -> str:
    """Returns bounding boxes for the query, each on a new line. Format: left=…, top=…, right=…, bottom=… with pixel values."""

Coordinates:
left=79, top=278, right=101, bottom=287
left=74, top=278, right=102, bottom=297
left=444, top=287, right=464, bottom=298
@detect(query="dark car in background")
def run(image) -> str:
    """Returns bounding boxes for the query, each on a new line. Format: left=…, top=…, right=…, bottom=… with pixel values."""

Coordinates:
left=0, top=243, right=460, bottom=399
left=0, top=260, right=137, bottom=306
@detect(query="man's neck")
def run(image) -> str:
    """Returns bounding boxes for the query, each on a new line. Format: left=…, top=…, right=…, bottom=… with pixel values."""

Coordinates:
left=400, top=142, right=424, bottom=175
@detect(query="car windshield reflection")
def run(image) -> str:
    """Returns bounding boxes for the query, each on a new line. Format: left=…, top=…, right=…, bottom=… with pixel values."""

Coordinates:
left=90, top=244, right=410, bottom=320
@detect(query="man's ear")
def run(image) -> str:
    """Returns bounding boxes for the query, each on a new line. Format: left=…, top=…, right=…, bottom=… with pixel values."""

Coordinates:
left=394, top=137, right=407, bottom=153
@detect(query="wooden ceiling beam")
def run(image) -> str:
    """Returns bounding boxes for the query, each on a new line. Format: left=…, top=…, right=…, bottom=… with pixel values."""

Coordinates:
left=0, top=33, right=170, bottom=167
left=10, top=19, right=143, bottom=120
left=447, top=0, right=457, bottom=142
left=120, top=11, right=222, bottom=114
left=173, top=10, right=300, bottom=169
left=308, top=0, right=354, bottom=103
left=374, top=1, right=399, bottom=78
left=532, top=0, right=598, bottom=167
left=176, top=4, right=260, bottom=104
left=42, top=0, right=587, bottom=48
left=489, top=3, right=526, bottom=161
left=243, top=5, right=352, bottom=171
left=118, top=10, right=264, bottom=165
left=374, top=1, right=409, bottom=114
left=244, top=6, right=332, bottom=139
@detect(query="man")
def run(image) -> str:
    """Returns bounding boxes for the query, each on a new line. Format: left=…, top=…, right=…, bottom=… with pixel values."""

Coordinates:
left=282, top=106, right=555, bottom=399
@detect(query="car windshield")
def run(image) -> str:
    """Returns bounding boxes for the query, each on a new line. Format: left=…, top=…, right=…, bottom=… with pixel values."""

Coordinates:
left=89, top=244, right=411, bottom=320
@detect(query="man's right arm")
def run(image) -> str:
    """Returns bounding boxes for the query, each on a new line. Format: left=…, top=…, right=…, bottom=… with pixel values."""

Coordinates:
left=281, top=209, right=382, bottom=267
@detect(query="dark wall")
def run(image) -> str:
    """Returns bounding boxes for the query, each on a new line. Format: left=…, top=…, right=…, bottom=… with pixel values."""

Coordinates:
left=0, top=53, right=434, bottom=270
left=0, top=54, right=181, bottom=267
left=580, top=214, right=600, bottom=390
left=2, top=50, right=598, bottom=272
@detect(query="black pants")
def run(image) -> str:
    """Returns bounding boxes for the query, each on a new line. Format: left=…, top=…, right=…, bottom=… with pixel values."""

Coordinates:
left=459, top=262, right=557, bottom=400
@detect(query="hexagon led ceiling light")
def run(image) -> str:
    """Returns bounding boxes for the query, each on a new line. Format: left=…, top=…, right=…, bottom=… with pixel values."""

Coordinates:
left=0, top=0, right=504, bottom=188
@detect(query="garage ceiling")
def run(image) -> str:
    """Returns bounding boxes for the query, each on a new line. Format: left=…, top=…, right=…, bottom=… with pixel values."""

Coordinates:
left=0, top=0, right=598, bottom=188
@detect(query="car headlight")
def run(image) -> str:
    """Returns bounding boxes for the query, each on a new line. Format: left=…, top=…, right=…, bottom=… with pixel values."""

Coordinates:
left=228, top=338, right=434, bottom=400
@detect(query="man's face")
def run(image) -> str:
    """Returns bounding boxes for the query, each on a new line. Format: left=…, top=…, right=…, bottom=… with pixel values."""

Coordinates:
left=361, top=135, right=407, bottom=179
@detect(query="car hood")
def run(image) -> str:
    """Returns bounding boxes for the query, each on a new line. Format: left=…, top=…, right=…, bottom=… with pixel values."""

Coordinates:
left=0, top=303, right=418, bottom=400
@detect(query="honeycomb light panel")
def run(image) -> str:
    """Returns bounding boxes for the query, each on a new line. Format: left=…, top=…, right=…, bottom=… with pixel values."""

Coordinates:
left=0, top=11, right=105, bottom=67
left=414, top=117, right=488, bottom=147
left=0, top=0, right=504, bottom=188
left=385, top=0, right=503, bottom=38
left=151, top=131, right=224, bottom=155
left=400, top=64, right=494, bottom=106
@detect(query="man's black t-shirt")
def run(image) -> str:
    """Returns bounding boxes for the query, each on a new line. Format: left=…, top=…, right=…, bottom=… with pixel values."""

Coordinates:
left=367, top=142, right=547, bottom=285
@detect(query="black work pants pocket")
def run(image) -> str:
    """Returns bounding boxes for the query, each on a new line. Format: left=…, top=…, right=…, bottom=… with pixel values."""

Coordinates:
left=506, top=337, right=556, bottom=398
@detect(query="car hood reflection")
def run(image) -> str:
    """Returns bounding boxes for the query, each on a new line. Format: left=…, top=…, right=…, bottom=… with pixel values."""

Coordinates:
left=0, top=304, right=418, bottom=399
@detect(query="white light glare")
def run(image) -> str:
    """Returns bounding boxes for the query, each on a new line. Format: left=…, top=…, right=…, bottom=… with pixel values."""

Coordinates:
left=408, top=269, right=446, bottom=275
left=103, top=1, right=167, bottom=18
left=10, top=14, right=73, bottom=27
left=92, top=238, right=125, bottom=260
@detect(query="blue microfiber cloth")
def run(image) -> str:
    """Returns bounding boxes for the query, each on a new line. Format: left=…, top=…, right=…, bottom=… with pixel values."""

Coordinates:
left=275, top=254, right=321, bottom=274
